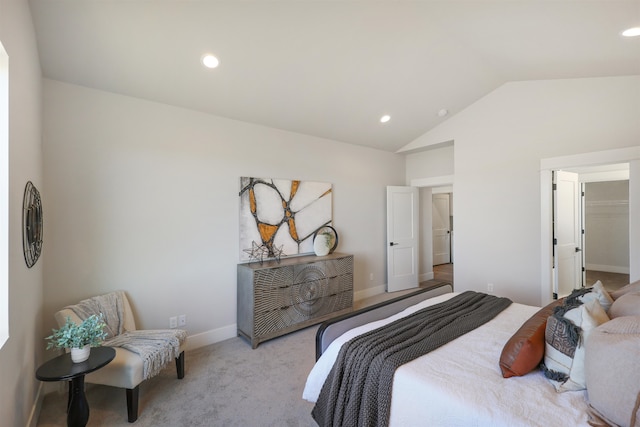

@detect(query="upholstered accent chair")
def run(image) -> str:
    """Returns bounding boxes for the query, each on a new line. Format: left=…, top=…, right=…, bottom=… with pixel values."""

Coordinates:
left=54, top=291, right=186, bottom=422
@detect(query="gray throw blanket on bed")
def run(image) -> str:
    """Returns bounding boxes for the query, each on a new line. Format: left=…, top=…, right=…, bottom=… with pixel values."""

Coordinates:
left=312, top=291, right=512, bottom=427
left=68, top=291, right=186, bottom=380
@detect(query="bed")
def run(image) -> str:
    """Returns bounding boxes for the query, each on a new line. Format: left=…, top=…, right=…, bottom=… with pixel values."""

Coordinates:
left=302, top=282, right=640, bottom=427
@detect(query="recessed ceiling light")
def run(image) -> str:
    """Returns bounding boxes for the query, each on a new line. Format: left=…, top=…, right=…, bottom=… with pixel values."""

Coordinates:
left=380, top=115, right=391, bottom=123
left=201, top=54, right=219, bottom=68
left=622, top=27, right=640, bottom=37
left=437, top=109, right=449, bottom=117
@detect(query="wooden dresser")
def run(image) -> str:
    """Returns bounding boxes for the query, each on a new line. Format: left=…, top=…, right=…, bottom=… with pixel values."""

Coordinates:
left=237, top=253, right=353, bottom=348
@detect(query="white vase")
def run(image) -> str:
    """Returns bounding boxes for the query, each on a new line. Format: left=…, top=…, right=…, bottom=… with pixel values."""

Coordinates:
left=71, top=345, right=91, bottom=363
left=313, top=234, right=331, bottom=256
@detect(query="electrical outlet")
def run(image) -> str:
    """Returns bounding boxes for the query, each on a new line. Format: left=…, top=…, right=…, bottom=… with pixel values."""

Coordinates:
left=169, top=316, right=177, bottom=329
left=369, top=273, right=374, bottom=281
left=178, top=314, right=187, bottom=327
left=487, top=283, right=494, bottom=293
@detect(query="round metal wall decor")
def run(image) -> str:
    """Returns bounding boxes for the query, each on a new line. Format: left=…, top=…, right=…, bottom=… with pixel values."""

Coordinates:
left=22, top=181, right=43, bottom=268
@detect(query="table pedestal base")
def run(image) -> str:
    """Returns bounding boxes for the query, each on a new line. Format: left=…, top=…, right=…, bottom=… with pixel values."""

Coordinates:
left=67, top=375, right=89, bottom=427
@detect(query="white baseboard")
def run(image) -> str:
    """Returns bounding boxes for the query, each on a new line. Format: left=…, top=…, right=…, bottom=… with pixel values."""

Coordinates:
left=586, top=264, right=630, bottom=275
left=183, top=324, right=238, bottom=351
left=27, top=382, right=45, bottom=427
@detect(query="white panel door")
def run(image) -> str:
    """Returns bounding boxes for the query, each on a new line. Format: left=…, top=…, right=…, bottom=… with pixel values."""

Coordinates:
left=554, top=171, right=582, bottom=298
left=432, top=193, right=451, bottom=265
left=386, top=186, right=419, bottom=292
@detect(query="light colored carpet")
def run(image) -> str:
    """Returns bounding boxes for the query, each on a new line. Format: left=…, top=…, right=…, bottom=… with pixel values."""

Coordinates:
left=37, top=326, right=319, bottom=426
left=586, top=270, right=629, bottom=292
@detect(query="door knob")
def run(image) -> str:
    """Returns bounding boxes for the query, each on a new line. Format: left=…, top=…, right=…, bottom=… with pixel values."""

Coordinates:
left=389, top=242, right=397, bottom=246
left=575, top=247, right=582, bottom=252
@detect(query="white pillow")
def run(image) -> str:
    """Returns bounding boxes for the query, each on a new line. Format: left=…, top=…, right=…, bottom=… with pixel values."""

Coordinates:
left=543, top=299, right=610, bottom=392
left=578, top=280, right=614, bottom=312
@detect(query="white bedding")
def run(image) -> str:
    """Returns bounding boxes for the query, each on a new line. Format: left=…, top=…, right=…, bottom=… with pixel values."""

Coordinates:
left=303, top=292, right=590, bottom=427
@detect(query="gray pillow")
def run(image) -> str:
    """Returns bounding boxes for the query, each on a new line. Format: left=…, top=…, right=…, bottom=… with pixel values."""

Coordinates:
left=609, top=291, right=640, bottom=318
left=585, top=316, right=640, bottom=427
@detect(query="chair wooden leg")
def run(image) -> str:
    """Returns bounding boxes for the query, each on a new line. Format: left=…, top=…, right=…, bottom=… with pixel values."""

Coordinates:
left=126, top=386, right=139, bottom=423
left=176, top=351, right=185, bottom=379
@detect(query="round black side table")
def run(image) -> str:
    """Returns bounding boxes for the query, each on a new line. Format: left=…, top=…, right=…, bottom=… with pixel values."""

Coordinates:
left=36, top=346, right=115, bottom=427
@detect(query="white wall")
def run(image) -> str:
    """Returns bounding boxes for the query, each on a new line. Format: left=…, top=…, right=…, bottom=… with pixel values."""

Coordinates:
left=400, top=76, right=640, bottom=306
left=406, top=144, right=454, bottom=184
left=0, top=0, right=44, bottom=425
left=41, top=80, right=405, bottom=349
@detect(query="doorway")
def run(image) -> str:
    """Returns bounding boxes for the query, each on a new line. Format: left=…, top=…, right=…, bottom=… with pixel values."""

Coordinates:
left=432, top=193, right=452, bottom=265
left=542, top=152, right=635, bottom=303
left=411, top=178, right=454, bottom=286
left=553, top=167, right=630, bottom=298
left=583, top=180, right=630, bottom=292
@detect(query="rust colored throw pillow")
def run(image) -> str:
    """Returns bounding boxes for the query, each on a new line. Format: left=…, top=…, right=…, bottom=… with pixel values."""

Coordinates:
left=499, top=298, right=564, bottom=378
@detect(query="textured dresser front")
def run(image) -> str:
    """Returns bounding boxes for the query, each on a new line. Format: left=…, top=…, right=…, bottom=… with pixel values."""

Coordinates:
left=237, top=253, right=353, bottom=348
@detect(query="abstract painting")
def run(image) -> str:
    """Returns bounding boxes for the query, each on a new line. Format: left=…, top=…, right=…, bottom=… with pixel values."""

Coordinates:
left=239, top=177, right=332, bottom=262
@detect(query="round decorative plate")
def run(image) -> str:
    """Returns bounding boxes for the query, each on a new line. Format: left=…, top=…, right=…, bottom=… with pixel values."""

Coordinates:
left=22, top=181, right=43, bottom=268
left=313, top=225, right=339, bottom=254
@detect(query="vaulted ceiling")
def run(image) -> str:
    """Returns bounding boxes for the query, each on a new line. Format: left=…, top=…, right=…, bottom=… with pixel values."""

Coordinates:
left=28, top=1, right=640, bottom=152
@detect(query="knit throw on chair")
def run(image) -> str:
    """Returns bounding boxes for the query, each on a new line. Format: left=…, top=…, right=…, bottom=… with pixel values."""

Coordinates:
left=67, top=291, right=187, bottom=380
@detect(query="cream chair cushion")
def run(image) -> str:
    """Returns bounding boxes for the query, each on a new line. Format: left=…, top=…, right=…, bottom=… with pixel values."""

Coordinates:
left=84, top=347, right=144, bottom=389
